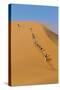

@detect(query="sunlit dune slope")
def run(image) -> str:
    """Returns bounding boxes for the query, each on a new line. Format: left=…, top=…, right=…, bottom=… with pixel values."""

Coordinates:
left=9, top=21, right=58, bottom=86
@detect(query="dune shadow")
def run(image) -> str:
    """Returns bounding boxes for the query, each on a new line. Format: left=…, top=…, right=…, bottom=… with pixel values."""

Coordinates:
left=43, top=26, right=58, bottom=45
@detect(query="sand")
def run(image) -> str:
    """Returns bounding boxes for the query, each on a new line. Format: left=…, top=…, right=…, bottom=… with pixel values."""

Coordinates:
left=9, top=21, right=58, bottom=86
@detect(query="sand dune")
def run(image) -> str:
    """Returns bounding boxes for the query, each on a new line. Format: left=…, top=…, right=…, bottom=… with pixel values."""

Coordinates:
left=9, top=21, right=58, bottom=86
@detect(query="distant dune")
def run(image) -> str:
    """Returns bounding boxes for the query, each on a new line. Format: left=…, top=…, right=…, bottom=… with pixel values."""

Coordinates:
left=43, top=25, right=58, bottom=45
left=10, top=21, right=58, bottom=86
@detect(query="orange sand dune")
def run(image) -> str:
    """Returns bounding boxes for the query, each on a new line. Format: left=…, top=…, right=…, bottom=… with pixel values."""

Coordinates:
left=9, top=21, right=58, bottom=86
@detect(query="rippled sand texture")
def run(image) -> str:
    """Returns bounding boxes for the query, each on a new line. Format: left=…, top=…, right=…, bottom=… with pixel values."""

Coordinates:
left=9, top=21, right=58, bottom=86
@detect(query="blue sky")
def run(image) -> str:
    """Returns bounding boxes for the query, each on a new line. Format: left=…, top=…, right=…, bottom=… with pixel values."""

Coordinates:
left=9, top=4, right=58, bottom=34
